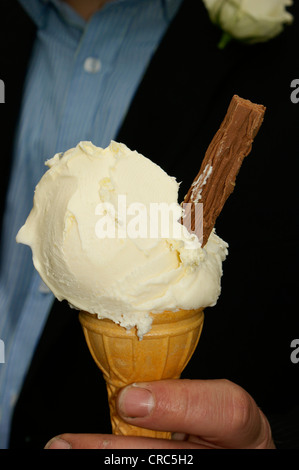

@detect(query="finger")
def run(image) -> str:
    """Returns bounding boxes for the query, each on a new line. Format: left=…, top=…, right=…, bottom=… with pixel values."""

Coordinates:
left=116, top=379, right=274, bottom=449
left=44, top=433, right=202, bottom=449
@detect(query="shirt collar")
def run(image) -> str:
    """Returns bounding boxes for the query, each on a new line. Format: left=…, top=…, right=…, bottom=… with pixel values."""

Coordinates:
left=18, top=0, right=179, bottom=28
left=18, top=0, right=85, bottom=29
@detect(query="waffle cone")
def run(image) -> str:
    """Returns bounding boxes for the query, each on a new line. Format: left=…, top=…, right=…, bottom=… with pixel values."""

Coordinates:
left=79, top=308, right=204, bottom=439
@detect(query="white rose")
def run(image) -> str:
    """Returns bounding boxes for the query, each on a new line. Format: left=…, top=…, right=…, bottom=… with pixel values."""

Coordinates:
left=203, top=0, right=294, bottom=47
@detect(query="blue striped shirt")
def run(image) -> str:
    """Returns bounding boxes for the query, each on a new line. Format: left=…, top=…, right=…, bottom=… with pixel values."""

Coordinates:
left=0, top=0, right=182, bottom=448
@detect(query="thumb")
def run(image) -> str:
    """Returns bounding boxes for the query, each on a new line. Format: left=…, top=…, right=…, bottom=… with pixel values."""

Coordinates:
left=116, top=379, right=275, bottom=449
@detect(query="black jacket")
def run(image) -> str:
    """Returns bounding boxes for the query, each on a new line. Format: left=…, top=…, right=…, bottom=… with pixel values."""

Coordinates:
left=0, top=0, right=298, bottom=449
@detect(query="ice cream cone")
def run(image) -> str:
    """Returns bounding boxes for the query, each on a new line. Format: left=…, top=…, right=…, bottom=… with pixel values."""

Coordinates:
left=79, top=308, right=204, bottom=439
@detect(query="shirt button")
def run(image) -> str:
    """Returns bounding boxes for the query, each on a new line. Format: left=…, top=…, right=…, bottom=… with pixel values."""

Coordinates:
left=84, top=57, right=101, bottom=73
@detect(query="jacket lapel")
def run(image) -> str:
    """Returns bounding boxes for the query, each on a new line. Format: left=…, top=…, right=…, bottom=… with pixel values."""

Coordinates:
left=0, top=1, right=36, bottom=233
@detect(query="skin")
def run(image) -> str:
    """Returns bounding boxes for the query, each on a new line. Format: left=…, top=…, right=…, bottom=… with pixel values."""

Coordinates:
left=63, top=0, right=112, bottom=20
left=46, top=0, right=276, bottom=450
left=45, top=379, right=275, bottom=449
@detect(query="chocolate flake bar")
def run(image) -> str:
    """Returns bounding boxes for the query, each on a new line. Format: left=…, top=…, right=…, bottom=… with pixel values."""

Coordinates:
left=183, top=95, right=266, bottom=246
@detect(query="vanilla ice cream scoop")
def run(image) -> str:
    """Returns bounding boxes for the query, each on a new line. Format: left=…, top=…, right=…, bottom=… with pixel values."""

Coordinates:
left=16, top=141, right=228, bottom=337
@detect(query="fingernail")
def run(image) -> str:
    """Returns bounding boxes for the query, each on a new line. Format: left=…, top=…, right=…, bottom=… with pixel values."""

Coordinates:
left=118, top=384, right=155, bottom=418
left=44, top=437, right=72, bottom=449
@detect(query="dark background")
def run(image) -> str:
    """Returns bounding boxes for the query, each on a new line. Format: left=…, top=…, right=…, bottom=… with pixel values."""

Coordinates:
left=0, top=0, right=298, bottom=448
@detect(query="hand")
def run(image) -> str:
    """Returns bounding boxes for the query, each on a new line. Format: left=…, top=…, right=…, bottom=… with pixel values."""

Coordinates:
left=44, top=379, right=275, bottom=449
